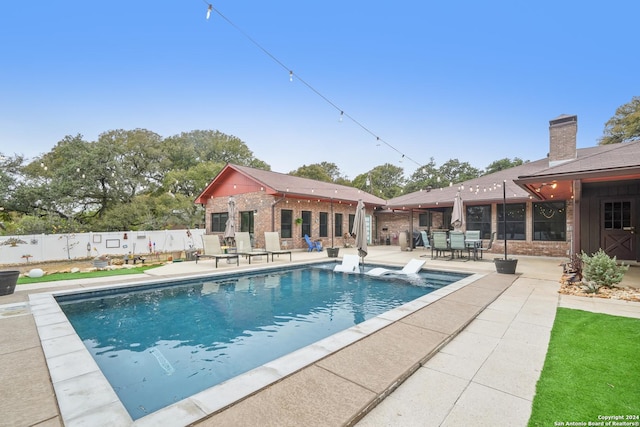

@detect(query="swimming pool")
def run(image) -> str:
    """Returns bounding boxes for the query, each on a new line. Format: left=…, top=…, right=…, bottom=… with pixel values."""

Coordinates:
left=30, top=261, right=481, bottom=425
left=55, top=263, right=468, bottom=420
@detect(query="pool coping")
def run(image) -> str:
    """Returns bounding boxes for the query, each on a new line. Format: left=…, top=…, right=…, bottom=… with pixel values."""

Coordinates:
left=29, top=261, right=498, bottom=427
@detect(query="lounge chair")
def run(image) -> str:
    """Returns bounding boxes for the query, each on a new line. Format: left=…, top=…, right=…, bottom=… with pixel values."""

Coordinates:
left=304, top=234, right=322, bottom=252
left=420, top=230, right=431, bottom=249
left=334, top=254, right=360, bottom=273
left=196, top=234, right=239, bottom=268
left=365, top=258, right=426, bottom=277
left=235, top=232, right=269, bottom=264
left=264, top=232, right=292, bottom=262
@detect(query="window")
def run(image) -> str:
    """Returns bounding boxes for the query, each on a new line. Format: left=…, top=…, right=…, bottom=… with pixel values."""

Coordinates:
left=334, top=213, right=343, bottom=237
left=281, top=209, right=293, bottom=238
left=210, top=212, right=228, bottom=233
left=301, top=210, right=311, bottom=237
left=497, top=203, right=525, bottom=240
left=466, top=205, right=491, bottom=239
left=240, top=211, right=254, bottom=233
left=348, top=214, right=355, bottom=236
left=533, top=201, right=566, bottom=241
left=603, top=201, right=631, bottom=230
left=319, top=212, right=328, bottom=237
left=419, top=213, right=431, bottom=227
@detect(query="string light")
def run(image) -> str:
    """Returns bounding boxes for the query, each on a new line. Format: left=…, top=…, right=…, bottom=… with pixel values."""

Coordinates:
left=200, top=1, right=423, bottom=169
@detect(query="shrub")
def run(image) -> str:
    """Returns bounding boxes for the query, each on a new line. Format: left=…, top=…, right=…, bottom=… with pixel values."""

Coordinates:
left=579, top=249, right=628, bottom=289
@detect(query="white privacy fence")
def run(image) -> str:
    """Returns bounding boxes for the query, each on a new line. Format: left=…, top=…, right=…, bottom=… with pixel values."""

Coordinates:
left=0, top=229, right=206, bottom=265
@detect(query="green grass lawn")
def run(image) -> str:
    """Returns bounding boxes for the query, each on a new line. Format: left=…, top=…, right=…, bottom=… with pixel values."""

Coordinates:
left=17, top=265, right=159, bottom=284
left=528, top=308, right=640, bottom=426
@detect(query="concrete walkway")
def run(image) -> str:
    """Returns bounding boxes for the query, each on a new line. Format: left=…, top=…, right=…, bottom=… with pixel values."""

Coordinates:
left=0, top=247, right=638, bottom=427
left=356, top=276, right=559, bottom=426
left=357, top=260, right=640, bottom=426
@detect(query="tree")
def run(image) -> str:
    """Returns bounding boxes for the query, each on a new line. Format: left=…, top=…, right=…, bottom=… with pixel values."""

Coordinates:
left=483, top=157, right=526, bottom=175
left=353, top=164, right=405, bottom=199
left=289, top=162, right=348, bottom=183
left=162, top=130, right=270, bottom=170
left=163, top=161, right=226, bottom=198
left=599, top=96, right=640, bottom=144
left=289, top=164, right=333, bottom=182
left=1, top=128, right=270, bottom=234
left=404, top=158, right=441, bottom=193
left=437, top=159, right=482, bottom=186
left=0, top=153, right=24, bottom=213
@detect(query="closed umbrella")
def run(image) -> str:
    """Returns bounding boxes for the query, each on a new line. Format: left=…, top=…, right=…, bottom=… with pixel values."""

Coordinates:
left=223, top=196, right=236, bottom=246
left=451, top=192, right=465, bottom=231
left=352, top=199, right=367, bottom=266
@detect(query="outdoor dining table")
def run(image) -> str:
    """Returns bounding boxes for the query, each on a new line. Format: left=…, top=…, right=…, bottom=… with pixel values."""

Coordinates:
left=431, top=233, right=481, bottom=261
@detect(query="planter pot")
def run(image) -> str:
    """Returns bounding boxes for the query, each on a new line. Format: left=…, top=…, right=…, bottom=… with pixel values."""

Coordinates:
left=0, top=270, right=20, bottom=296
left=93, top=260, right=108, bottom=269
left=494, top=258, right=518, bottom=274
left=327, top=247, right=340, bottom=258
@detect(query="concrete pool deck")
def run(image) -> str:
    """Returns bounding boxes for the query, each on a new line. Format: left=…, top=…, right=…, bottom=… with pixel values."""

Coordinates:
left=1, top=247, right=639, bottom=426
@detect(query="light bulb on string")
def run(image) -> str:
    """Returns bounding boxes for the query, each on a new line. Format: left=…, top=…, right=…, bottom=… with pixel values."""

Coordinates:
left=339, top=111, right=343, bottom=122
left=206, top=4, right=212, bottom=20
left=289, top=71, right=293, bottom=82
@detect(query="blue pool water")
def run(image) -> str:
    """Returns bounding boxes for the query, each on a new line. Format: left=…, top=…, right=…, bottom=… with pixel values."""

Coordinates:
left=57, top=263, right=468, bottom=419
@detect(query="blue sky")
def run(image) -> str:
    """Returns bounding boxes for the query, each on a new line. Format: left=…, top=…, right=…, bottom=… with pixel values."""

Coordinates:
left=1, top=1, right=638, bottom=180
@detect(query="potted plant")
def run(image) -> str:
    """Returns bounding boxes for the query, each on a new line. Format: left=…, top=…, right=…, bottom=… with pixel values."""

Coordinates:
left=93, top=254, right=110, bottom=269
left=342, top=232, right=353, bottom=248
left=326, top=247, right=340, bottom=258
left=494, top=180, right=518, bottom=274
left=0, top=270, right=20, bottom=295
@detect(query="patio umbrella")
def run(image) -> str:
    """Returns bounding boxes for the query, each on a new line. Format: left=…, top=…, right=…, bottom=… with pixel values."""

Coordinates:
left=223, top=196, right=236, bottom=245
left=352, top=199, right=368, bottom=265
left=451, top=191, right=465, bottom=231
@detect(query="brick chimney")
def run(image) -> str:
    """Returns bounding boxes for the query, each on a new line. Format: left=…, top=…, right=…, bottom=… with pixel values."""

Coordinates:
left=549, top=114, right=577, bottom=167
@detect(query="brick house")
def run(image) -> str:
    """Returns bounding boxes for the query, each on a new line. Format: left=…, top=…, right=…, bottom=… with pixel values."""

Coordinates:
left=195, top=115, right=640, bottom=261
left=385, top=115, right=640, bottom=261
left=194, top=164, right=386, bottom=250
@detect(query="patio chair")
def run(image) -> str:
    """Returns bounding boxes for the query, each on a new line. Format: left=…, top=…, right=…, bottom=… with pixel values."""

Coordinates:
left=365, top=258, right=426, bottom=277
left=465, top=230, right=480, bottom=242
left=449, top=231, right=468, bottom=259
left=333, top=254, right=360, bottom=273
left=304, top=234, right=322, bottom=252
left=464, top=230, right=481, bottom=260
left=264, top=232, right=292, bottom=262
left=235, top=232, right=269, bottom=264
left=476, top=232, right=496, bottom=259
left=196, top=234, right=239, bottom=268
left=431, top=231, right=450, bottom=259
